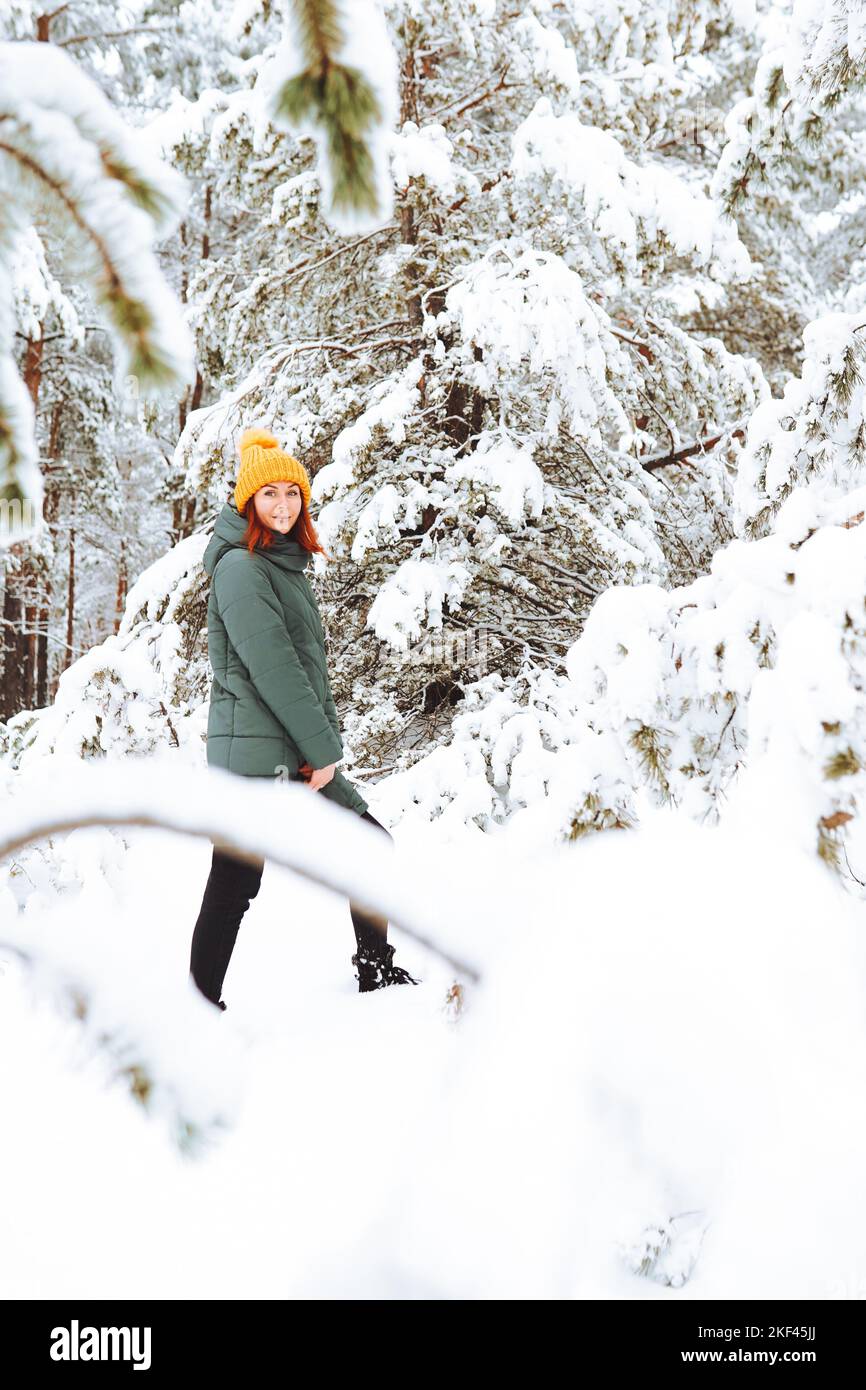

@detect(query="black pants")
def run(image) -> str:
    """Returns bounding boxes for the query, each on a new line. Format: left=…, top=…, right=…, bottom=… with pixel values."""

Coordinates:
left=189, top=808, right=392, bottom=1006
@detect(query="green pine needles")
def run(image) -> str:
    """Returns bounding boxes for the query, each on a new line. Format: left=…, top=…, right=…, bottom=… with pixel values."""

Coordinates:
left=271, top=0, right=383, bottom=218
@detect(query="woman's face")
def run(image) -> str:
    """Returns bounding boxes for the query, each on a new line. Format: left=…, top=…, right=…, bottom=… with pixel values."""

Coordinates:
left=253, top=481, right=302, bottom=534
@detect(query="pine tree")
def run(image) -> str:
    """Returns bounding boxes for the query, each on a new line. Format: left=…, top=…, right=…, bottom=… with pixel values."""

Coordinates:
left=171, top=1, right=770, bottom=820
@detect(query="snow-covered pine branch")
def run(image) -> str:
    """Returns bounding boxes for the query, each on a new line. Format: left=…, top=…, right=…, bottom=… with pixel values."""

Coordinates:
left=785, top=0, right=866, bottom=107
left=565, top=463, right=866, bottom=875
left=734, top=311, right=866, bottom=540
left=714, top=0, right=866, bottom=220
left=257, top=0, right=399, bottom=232
left=0, top=39, right=195, bottom=535
left=0, top=755, right=484, bottom=979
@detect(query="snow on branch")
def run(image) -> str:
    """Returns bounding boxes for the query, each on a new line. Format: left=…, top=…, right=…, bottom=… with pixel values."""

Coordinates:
left=715, top=3, right=866, bottom=217
left=0, top=757, right=483, bottom=981
left=423, top=238, right=633, bottom=448
left=512, top=97, right=753, bottom=284
left=733, top=311, right=866, bottom=539
left=785, top=0, right=866, bottom=107
left=0, top=39, right=195, bottom=537
left=564, top=495, right=866, bottom=871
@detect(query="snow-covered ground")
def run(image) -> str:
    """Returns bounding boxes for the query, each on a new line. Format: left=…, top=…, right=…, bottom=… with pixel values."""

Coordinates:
left=2, top=762, right=865, bottom=1300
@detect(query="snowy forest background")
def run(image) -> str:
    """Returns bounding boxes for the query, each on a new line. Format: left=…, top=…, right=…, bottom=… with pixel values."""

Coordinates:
left=2, top=0, right=866, bottom=1300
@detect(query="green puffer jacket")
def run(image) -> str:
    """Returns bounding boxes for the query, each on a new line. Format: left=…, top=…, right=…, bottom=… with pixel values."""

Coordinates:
left=201, top=499, right=369, bottom=816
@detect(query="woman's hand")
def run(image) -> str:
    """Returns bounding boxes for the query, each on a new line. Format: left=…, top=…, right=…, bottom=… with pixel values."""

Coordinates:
left=299, top=761, right=337, bottom=791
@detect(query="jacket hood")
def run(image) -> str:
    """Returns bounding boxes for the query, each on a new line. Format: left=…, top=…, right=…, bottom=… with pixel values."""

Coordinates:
left=202, top=499, right=311, bottom=578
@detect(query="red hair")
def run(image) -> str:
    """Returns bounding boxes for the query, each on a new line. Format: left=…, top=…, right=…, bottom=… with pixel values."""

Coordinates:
left=241, top=492, right=332, bottom=560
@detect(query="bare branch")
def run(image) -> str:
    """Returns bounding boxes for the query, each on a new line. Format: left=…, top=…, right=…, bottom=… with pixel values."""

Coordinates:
left=58, top=26, right=163, bottom=48
left=641, top=424, right=747, bottom=472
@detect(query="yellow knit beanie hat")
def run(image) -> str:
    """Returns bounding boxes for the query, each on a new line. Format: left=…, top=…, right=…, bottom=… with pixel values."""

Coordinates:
left=234, top=426, right=311, bottom=515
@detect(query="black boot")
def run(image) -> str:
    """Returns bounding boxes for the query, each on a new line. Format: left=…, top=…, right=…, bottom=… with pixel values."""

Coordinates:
left=352, top=939, right=420, bottom=992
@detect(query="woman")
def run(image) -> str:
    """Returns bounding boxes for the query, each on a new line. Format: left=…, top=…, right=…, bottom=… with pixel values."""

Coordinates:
left=189, top=426, right=419, bottom=1010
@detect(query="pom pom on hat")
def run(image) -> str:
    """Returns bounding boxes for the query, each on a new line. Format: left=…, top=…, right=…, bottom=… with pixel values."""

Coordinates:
left=234, top=424, right=311, bottom=514
left=237, top=426, right=280, bottom=458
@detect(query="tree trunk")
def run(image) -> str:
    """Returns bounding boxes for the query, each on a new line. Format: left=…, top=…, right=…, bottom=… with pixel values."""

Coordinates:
left=23, top=333, right=44, bottom=406
left=398, top=42, right=423, bottom=327
left=178, top=186, right=210, bottom=434
left=36, top=592, right=49, bottom=707
left=37, top=407, right=63, bottom=705
left=182, top=493, right=197, bottom=537
left=66, top=509, right=76, bottom=667
left=24, top=599, right=37, bottom=709
left=1, top=558, right=24, bottom=721
left=113, top=537, right=128, bottom=634
left=170, top=492, right=198, bottom=546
